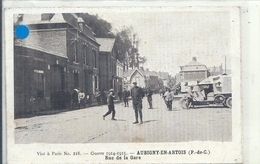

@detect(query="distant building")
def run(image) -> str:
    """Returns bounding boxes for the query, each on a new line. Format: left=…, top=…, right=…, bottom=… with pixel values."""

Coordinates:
left=179, top=57, right=210, bottom=92
left=208, top=64, right=223, bottom=76
left=157, top=71, right=170, bottom=88
left=124, top=68, right=146, bottom=90
left=123, top=67, right=160, bottom=91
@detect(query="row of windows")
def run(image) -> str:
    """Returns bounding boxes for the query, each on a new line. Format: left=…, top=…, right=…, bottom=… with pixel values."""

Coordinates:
left=73, top=41, right=97, bottom=68
left=33, top=71, right=99, bottom=98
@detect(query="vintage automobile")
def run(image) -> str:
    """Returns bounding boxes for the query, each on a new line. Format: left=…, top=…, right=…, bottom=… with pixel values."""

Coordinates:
left=180, top=74, right=232, bottom=109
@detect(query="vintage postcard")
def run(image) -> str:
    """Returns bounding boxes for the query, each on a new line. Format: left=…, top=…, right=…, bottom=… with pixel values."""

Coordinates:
left=3, top=3, right=242, bottom=163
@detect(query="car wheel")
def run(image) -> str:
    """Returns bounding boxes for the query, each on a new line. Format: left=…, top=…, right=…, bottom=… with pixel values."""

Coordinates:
left=180, top=98, right=188, bottom=109
left=226, top=97, right=232, bottom=108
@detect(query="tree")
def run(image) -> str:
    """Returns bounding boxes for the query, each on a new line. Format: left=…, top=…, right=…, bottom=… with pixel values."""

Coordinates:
left=76, top=13, right=113, bottom=37
left=77, top=13, right=147, bottom=70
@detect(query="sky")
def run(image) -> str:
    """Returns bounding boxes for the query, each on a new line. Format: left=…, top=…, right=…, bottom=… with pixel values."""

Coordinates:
left=86, top=7, right=231, bottom=75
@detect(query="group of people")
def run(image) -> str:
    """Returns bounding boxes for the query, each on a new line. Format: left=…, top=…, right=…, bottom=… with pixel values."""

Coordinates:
left=71, top=88, right=92, bottom=110
left=103, top=82, right=155, bottom=124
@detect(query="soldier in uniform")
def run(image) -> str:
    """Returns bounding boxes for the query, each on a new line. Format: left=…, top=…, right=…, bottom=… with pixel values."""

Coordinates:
left=103, top=89, right=116, bottom=120
left=123, top=88, right=129, bottom=107
left=146, top=88, right=153, bottom=109
left=131, top=82, right=145, bottom=124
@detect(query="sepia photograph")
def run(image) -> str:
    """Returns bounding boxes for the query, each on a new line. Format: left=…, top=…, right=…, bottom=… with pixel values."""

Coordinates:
left=4, top=4, right=243, bottom=163
left=14, top=10, right=233, bottom=144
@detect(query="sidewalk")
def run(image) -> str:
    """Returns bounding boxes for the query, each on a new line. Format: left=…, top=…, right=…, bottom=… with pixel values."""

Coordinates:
left=18, top=99, right=123, bottom=119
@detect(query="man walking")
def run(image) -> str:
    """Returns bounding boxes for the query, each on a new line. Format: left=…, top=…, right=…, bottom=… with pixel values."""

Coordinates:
left=131, top=82, right=145, bottom=124
left=146, top=88, right=153, bottom=109
left=123, top=88, right=129, bottom=107
left=164, top=88, right=173, bottom=111
left=103, top=89, right=116, bottom=120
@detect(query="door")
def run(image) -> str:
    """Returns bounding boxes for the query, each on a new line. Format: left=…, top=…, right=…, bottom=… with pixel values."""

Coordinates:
left=32, top=70, right=45, bottom=111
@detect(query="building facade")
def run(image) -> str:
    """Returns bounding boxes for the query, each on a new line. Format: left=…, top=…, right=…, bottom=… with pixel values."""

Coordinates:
left=179, top=57, right=210, bottom=92
left=96, top=38, right=117, bottom=92
left=14, top=13, right=100, bottom=118
left=208, top=64, right=223, bottom=76
left=116, top=59, right=124, bottom=93
left=123, top=68, right=160, bottom=91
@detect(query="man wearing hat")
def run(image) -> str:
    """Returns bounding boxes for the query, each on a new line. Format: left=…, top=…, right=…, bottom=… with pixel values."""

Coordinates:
left=131, top=82, right=145, bottom=124
left=103, top=89, right=116, bottom=120
left=186, top=85, right=195, bottom=109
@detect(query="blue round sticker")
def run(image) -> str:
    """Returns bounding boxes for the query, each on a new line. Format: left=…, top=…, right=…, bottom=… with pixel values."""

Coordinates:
left=15, top=25, right=29, bottom=39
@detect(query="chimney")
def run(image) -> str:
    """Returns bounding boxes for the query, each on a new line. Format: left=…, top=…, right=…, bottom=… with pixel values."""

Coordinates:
left=192, top=57, right=197, bottom=61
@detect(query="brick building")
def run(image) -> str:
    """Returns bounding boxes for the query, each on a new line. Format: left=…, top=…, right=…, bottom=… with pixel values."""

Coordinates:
left=14, top=13, right=100, bottom=118
left=96, top=38, right=117, bottom=92
left=116, top=59, right=124, bottom=93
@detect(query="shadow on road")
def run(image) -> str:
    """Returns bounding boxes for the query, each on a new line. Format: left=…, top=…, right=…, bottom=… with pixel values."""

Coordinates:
left=113, top=119, right=126, bottom=121
left=143, top=120, right=158, bottom=124
left=191, top=105, right=229, bottom=109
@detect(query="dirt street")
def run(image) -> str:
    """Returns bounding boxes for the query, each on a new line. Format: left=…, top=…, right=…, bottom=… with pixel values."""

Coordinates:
left=15, top=94, right=232, bottom=143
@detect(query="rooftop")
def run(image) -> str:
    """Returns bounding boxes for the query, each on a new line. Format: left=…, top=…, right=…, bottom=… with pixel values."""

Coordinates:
left=96, top=38, right=116, bottom=52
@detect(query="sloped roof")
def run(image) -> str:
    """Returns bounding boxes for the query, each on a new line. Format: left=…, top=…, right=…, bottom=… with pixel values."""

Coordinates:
left=14, top=14, right=67, bottom=25
left=124, top=68, right=160, bottom=79
left=62, top=13, right=97, bottom=42
left=14, top=13, right=98, bottom=46
left=95, top=38, right=115, bottom=52
left=186, top=60, right=204, bottom=66
left=124, top=69, right=135, bottom=77
left=15, top=30, right=67, bottom=58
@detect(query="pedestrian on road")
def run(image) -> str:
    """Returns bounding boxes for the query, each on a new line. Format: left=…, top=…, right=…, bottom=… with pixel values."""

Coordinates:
left=103, top=89, right=116, bottom=120
left=164, top=88, right=173, bottom=111
left=146, top=88, right=153, bottom=109
left=131, top=82, right=145, bottom=124
left=123, top=88, right=129, bottom=107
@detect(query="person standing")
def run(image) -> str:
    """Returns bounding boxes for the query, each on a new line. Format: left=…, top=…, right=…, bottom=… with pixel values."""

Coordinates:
left=71, top=88, right=79, bottom=110
left=123, top=88, right=129, bottom=107
left=131, top=82, right=145, bottom=124
left=78, top=90, right=85, bottom=109
left=146, top=88, right=153, bottom=109
left=164, top=88, right=173, bottom=111
left=103, top=89, right=116, bottom=120
left=186, top=85, right=195, bottom=109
